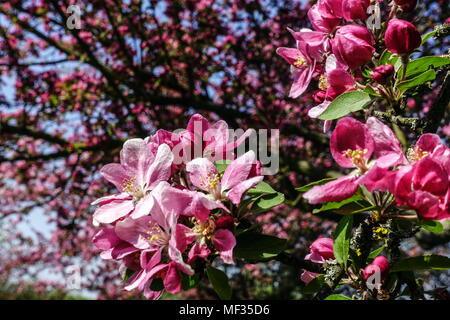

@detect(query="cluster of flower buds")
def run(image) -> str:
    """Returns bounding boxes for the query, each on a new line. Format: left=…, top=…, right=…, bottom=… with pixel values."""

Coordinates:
left=277, top=0, right=422, bottom=126
left=91, top=114, right=266, bottom=299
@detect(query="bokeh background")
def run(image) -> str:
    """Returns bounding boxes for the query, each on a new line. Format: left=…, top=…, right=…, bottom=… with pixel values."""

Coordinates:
left=0, top=0, right=449, bottom=299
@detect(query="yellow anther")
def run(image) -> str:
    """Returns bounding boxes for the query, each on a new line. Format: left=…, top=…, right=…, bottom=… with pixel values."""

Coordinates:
left=200, top=172, right=220, bottom=191
left=343, top=148, right=369, bottom=172
left=293, top=56, right=307, bottom=68
left=408, top=147, right=429, bottom=162
left=150, top=235, right=160, bottom=243
left=373, top=227, right=389, bottom=240
left=318, top=75, right=329, bottom=91
left=356, top=248, right=362, bottom=256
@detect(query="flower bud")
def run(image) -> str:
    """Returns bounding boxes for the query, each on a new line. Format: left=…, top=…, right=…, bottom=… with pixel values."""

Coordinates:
left=372, top=64, right=395, bottom=84
left=215, top=216, right=234, bottom=230
left=394, top=0, right=417, bottom=13
left=342, top=0, right=371, bottom=22
left=305, top=237, right=335, bottom=263
left=332, top=25, right=375, bottom=70
left=363, top=256, right=390, bottom=281
left=385, top=19, right=421, bottom=55
left=313, top=90, right=327, bottom=103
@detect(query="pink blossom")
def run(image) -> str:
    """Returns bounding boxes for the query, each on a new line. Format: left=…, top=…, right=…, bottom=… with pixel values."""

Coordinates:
left=305, top=237, right=335, bottom=263
left=186, top=150, right=263, bottom=206
left=91, top=140, right=173, bottom=225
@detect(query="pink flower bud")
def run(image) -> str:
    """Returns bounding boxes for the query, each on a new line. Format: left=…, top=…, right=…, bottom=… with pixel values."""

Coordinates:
left=342, top=0, right=370, bottom=22
left=215, top=216, right=235, bottom=230
left=385, top=19, right=421, bottom=55
left=372, top=64, right=395, bottom=84
left=394, top=0, right=417, bottom=13
left=313, top=90, right=327, bottom=103
left=332, top=25, right=375, bottom=70
left=363, top=256, right=390, bottom=280
left=305, top=237, right=335, bottom=263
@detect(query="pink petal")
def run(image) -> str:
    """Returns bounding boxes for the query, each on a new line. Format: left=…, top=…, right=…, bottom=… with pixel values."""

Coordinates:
left=227, top=175, right=264, bottom=205
left=119, top=138, right=153, bottom=187
left=115, top=215, right=155, bottom=249
left=93, top=228, right=121, bottom=250
left=303, top=175, right=358, bottom=204
left=366, top=117, right=405, bottom=168
left=93, top=198, right=134, bottom=225
left=188, top=243, right=211, bottom=264
left=289, top=60, right=316, bottom=99
left=301, top=270, right=320, bottom=285
left=100, top=164, right=130, bottom=191
left=164, top=262, right=182, bottom=294
left=357, top=165, right=395, bottom=192
left=212, top=229, right=236, bottom=264
left=222, top=150, right=256, bottom=192
left=146, top=144, right=173, bottom=189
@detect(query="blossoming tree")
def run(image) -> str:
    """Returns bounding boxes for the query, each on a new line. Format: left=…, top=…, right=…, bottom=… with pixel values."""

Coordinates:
left=0, top=0, right=449, bottom=300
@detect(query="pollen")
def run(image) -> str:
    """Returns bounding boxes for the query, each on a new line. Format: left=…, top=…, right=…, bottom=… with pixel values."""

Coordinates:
left=407, top=147, right=429, bottom=163
left=356, top=248, right=362, bottom=256
left=293, top=56, right=307, bottom=68
left=121, top=177, right=137, bottom=193
left=373, top=227, right=388, bottom=240
left=343, top=148, right=369, bottom=172
left=200, top=172, right=220, bottom=191
left=318, top=75, right=329, bottom=91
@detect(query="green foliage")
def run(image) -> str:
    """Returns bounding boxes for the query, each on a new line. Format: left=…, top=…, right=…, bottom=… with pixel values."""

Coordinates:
left=317, top=91, right=373, bottom=120
left=333, top=215, right=353, bottom=268
left=391, top=255, right=450, bottom=272
left=206, top=266, right=232, bottom=300
left=233, top=231, right=287, bottom=261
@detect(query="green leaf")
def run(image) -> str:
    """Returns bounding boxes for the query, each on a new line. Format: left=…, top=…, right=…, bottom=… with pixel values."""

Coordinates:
left=325, top=294, right=351, bottom=300
left=333, top=215, right=353, bottom=268
left=368, top=246, right=385, bottom=260
left=405, top=56, right=450, bottom=78
left=249, top=192, right=285, bottom=214
left=318, top=91, right=373, bottom=120
left=396, top=69, right=436, bottom=91
left=363, top=85, right=381, bottom=97
left=421, top=30, right=437, bottom=45
left=215, top=160, right=231, bottom=174
left=417, top=220, right=444, bottom=234
left=303, top=274, right=325, bottom=294
left=181, top=273, right=200, bottom=291
left=312, top=195, right=375, bottom=215
left=391, top=255, right=450, bottom=272
left=121, top=269, right=135, bottom=283
left=233, top=232, right=287, bottom=260
left=150, top=278, right=165, bottom=291
left=206, top=266, right=232, bottom=300
left=296, top=178, right=336, bottom=192
left=378, top=50, right=393, bottom=66
left=247, top=181, right=277, bottom=195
